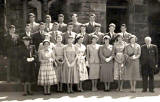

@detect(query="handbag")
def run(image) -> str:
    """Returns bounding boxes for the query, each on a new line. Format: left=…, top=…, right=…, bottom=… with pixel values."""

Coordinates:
left=153, top=67, right=160, bottom=75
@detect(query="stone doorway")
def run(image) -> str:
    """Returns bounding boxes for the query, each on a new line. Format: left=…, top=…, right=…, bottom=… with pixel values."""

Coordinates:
left=106, top=0, right=129, bottom=33
left=49, top=0, right=67, bottom=22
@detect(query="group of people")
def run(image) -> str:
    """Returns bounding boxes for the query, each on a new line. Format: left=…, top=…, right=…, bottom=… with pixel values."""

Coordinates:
left=3, top=12, right=158, bottom=96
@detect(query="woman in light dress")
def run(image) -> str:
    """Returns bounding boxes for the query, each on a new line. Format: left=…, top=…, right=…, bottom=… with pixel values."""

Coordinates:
left=99, top=35, right=114, bottom=91
left=87, top=35, right=101, bottom=91
left=63, top=35, right=79, bottom=93
left=54, top=35, right=65, bottom=92
left=38, top=40, right=57, bottom=95
left=124, top=35, right=141, bottom=92
left=113, top=34, right=127, bottom=91
left=75, top=35, right=88, bottom=92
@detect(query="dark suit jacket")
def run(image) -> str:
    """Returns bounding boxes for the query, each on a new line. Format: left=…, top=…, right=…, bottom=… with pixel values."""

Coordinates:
left=18, top=44, right=37, bottom=82
left=58, top=23, right=67, bottom=33
left=72, top=22, right=82, bottom=33
left=89, top=32, right=104, bottom=45
left=62, top=31, right=77, bottom=45
left=140, top=44, right=158, bottom=75
left=19, top=32, right=33, bottom=45
left=85, top=22, right=100, bottom=34
left=3, top=34, right=20, bottom=58
left=105, top=32, right=117, bottom=45
left=31, top=31, right=45, bottom=51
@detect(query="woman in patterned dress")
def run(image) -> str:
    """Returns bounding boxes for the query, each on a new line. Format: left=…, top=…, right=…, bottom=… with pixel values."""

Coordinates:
left=75, top=35, right=88, bottom=92
left=113, top=34, right=127, bottom=91
left=99, top=35, right=114, bottom=91
left=124, top=35, right=141, bottom=92
left=54, top=35, right=65, bottom=92
left=87, top=35, right=101, bottom=91
left=63, top=35, right=79, bottom=93
left=38, top=40, right=57, bottom=95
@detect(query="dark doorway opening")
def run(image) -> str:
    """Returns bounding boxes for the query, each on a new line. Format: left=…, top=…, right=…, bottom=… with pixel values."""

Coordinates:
left=49, top=0, right=67, bottom=22
left=106, top=0, right=128, bottom=33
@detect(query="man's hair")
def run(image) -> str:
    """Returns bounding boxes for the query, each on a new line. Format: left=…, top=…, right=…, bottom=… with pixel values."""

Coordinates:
left=145, top=36, right=152, bottom=41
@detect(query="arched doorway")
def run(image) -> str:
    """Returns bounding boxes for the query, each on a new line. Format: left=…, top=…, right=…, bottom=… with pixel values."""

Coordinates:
left=49, top=0, right=67, bottom=22
left=106, top=0, right=129, bottom=33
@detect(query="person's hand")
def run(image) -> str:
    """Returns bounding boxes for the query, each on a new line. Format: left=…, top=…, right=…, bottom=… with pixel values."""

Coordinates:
left=31, top=57, right=34, bottom=61
left=121, top=64, right=124, bottom=68
left=105, top=57, right=111, bottom=62
left=27, top=58, right=31, bottom=62
left=86, top=61, right=89, bottom=67
left=70, top=61, right=75, bottom=67
left=4, top=57, right=7, bottom=60
left=49, top=58, right=53, bottom=62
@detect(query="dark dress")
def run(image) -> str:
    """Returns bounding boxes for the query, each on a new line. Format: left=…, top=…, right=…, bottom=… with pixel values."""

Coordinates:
left=18, top=44, right=37, bottom=83
left=99, top=45, right=114, bottom=82
left=3, top=34, right=21, bottom=81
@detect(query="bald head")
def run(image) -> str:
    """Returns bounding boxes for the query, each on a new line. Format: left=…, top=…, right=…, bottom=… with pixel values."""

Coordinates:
left=145, top=37, right=152, bottom=45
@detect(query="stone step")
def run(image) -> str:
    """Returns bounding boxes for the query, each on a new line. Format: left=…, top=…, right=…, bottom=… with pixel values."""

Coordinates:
left=1, top=78, right=160, bottom=92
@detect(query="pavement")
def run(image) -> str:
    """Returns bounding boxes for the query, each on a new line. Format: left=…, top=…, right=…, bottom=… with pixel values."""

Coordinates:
left=0, top=89, right=160, bottom=102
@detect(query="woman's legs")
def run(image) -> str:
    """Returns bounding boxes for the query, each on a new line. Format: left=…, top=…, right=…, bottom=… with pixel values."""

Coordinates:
left=130, top=80, right=133, bottom=91
left=94, top=79, right=98, bottom=91
left=133, top=80, right=136, bottom=92
left=80, top=81, right=83, bottom=91
left=57, top=82, right=60, bottom=91
left=70, top=84, right=73, bottom=92
left=60, top=83, right=63, bottom=92
left=120, top=80, right=124, bottom=91
left=28, top=82, right=33, bottom=95
left=91, top=80, right=94, bottom=91
left=47, top=85, right=51, bottom=94
left=23, top=82, right=28, bottom=96
left=108, top=82, right=110, bottom=90
left=44, top=85, right=47, bottom=94
left=67, top=83, right=70, bottom=93
left=104, top=82, right=107, bottom=91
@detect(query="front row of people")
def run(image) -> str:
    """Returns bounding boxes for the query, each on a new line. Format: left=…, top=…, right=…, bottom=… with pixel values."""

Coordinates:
left=19, top=33, right=158, bottom=96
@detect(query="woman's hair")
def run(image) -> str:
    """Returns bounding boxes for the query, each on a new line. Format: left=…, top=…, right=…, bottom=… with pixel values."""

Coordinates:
left=75, top=35, right=84, bottom=43
left=43, top=40, right=50, bottom=45
left=129, top=35, right=138, bottom=43
left=115, top=34, right=123, bottom=42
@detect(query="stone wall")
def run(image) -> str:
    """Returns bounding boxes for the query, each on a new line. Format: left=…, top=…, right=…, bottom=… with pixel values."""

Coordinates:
left=128, top=0, right=149, bottom=45
left=6, top=0, right=24, bottom=34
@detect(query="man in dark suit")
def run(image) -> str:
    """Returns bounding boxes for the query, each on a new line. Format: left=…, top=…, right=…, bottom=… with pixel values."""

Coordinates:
left=105, top=23, right=117, bottom=45
left=71, top=13, right=82, bottom=33
left=58, top=14, right=67, bottom=33
left=89, top=24, right=104, bottom=45
left=85, top=13, right=100, bottom=34
left=3, top=25, right=21, bottom=82
left=140, top=37, right=158, bottom=93
left=62, top=22, right=77, bottom=44
left=31, top=22, right=46, bottom=51
left=118, top=24, right=132, bottom=43
left=49, top=22, right=62, bottom=44
left=19, top=24, right=33, bottom=45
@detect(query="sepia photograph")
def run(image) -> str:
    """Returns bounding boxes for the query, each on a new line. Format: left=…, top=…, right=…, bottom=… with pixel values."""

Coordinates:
left=0, top=0, right=160, bottom=102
